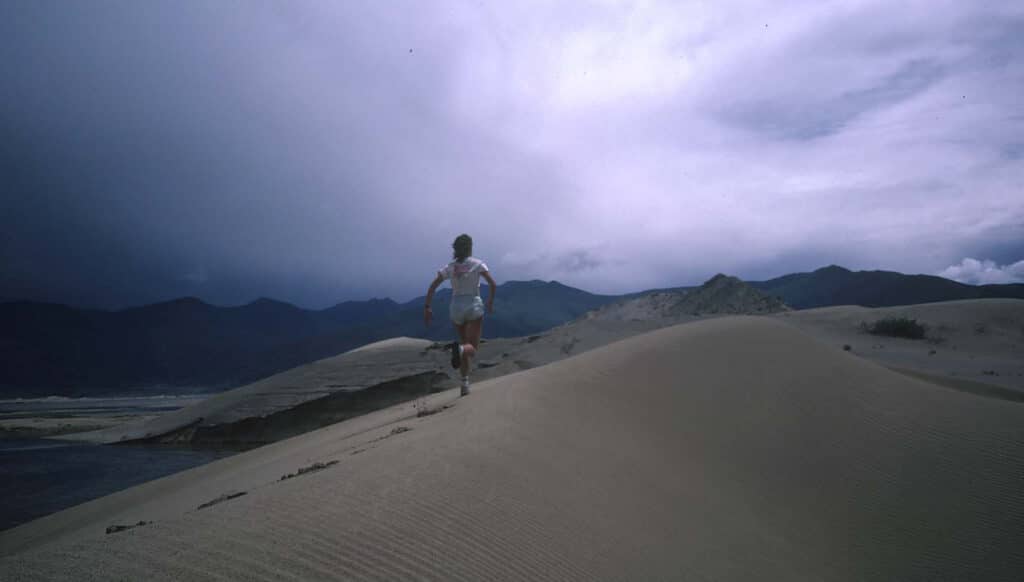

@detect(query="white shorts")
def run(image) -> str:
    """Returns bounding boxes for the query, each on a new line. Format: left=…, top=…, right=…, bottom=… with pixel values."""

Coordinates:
left=450, top=295, right=484, bottom=325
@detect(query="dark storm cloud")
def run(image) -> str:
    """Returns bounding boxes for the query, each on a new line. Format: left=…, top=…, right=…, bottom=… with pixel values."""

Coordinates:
left=2, top=1, right=1022, bottom=306
left=1, top=1, right=573, bottom=307
left=1002, top=142, right=1024, bottom=160
left=720, top=59, right=945, bottom=140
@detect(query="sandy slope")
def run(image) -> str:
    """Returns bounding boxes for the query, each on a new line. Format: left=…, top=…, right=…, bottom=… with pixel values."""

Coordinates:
left=776, top=299, right=1024, bottom=395
left=59, top=337, right=444, bottom=445
left=54, top=319, right=665, bottom=447
left=3, top=316, right=1023, bottom=580
left=53, top=299, right=1022, bottom=447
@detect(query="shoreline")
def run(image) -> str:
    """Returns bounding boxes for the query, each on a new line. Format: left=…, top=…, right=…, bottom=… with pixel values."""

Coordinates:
left=0, top=394, right=211, bottom=439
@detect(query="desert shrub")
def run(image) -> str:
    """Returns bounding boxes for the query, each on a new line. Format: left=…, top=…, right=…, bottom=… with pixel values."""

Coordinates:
left=862, top=317, right=927, bottom=340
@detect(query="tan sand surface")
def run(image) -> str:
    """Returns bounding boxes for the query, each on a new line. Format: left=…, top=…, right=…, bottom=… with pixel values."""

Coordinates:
left=53, top=299, right=1021, bottom=447
left=54, top=319, right=665, bottom=446
left=776, top=299, right=1024, bottom=395
left=3, top=316, right=1023, bottom=580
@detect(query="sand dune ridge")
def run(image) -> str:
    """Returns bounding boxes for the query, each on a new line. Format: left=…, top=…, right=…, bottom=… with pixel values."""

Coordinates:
left=3, top=316, right=1023, bottom=580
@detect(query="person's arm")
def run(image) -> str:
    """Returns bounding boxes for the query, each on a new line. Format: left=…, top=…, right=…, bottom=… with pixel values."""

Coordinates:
left=481, top=270, right=496, bottom=313
left=424, top=273, right=444, bottom=326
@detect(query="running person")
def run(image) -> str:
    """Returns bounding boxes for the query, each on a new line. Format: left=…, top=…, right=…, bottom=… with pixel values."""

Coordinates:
left=424, top=234, right=495, bottom=396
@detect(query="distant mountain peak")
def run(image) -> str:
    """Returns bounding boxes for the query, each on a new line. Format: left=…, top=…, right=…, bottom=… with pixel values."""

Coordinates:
left=499, top=279, right=574, bottom=290
left=505, top=279, right=552, bottom=287
left=587, top=273, right=788, bottom=322
left=172, top=296, right=206, bottom=304
left=324, top=297, right=397, bottom=311
left=705, top=273, right=741, bottom=285
left=367, top=297, right=398, bottom=305
left=685, top=274, right=789, bottom=314
left=814, top=265, right=851, bottom=274
left=247, top=297, right=298, bottom=309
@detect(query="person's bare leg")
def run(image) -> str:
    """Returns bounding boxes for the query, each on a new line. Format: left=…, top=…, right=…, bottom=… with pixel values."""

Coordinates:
left=460, top=317, right=482, bottom=378
left=466, top=316, right=483, bottom=351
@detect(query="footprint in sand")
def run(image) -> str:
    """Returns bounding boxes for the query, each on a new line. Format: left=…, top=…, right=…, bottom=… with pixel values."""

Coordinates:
left=106, top=520, right=151, bottom=534
left=197, top=491, right=247, bottom=510
left=280, top=460, right=339, bottom=481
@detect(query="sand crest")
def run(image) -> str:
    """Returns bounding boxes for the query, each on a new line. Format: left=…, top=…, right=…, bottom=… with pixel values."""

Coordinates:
left=3, top=316, right=1023, bottom=580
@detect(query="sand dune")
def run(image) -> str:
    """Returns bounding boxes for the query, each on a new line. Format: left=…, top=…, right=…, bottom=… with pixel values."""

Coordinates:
left=59, top=337, right=447, bottom=445
left=776, top=299, right=1024, bottom=394
left=57, top=298, right=1021, bottom=448
left=57, top=318, right=667, bottom=447
left=3, top=316, right=1023, bottom=580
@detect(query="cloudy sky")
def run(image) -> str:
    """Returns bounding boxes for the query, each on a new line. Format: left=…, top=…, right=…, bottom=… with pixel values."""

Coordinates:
left=2, top=1, right=1022, bottom=309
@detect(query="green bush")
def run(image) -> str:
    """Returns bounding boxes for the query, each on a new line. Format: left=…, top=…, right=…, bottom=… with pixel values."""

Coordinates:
left=862, top=317, right=927, bottom=340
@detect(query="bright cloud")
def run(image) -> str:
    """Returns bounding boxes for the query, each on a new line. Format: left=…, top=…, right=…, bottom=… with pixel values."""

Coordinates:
left=938, top=258, right=1024, bottom=285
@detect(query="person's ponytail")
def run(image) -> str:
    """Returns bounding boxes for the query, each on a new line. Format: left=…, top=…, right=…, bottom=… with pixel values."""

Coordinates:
left=452, top=234, right=472, bottom=262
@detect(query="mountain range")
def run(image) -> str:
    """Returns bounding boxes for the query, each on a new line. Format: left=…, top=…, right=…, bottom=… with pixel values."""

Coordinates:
left=2, top=266, right=1021, bottom=397
left=0, top=280, right=615, bottom=396
left=749, top=264, right=1024, bottom=308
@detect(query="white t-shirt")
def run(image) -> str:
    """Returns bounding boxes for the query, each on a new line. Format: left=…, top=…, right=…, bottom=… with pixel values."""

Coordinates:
left=438, top=257, right=489, bottom=297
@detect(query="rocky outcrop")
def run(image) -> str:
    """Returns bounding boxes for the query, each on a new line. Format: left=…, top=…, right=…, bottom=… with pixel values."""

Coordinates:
left=586, top=274, right=790, bottom=322
left=677, top=274, right=791, bottom=315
